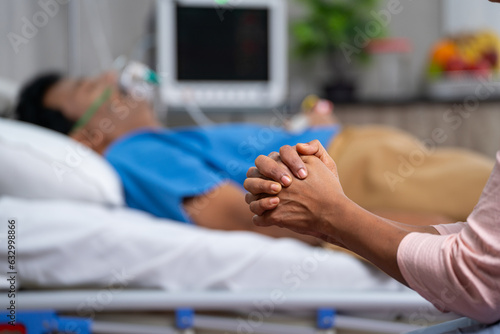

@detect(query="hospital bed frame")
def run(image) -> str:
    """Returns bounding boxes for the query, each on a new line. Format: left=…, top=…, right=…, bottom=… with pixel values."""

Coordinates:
left=1, top=289, right=449, bottom=334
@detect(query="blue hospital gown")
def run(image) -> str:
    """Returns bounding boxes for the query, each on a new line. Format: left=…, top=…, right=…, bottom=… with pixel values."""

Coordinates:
left=105, top=123, right=340, bottom=223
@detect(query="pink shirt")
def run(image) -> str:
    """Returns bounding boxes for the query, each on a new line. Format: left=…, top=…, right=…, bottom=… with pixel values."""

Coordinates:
left=397, top=151, right=500, bottom=324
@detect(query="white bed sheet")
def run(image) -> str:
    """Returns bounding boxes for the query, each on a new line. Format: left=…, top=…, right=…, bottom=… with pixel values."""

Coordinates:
left=0, top=197, right=406, bottom=293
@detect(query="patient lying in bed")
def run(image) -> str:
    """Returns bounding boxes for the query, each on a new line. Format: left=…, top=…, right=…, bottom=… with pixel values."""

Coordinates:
left=14, top=71, right=494, bottom=247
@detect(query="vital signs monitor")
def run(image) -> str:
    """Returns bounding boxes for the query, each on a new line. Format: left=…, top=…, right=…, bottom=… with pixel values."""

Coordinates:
left=156, top=0, right=287, bottom=109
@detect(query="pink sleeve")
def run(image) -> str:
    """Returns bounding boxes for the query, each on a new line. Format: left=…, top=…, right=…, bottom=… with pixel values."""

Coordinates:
left=432, top=221, right=467, bottom=235
left=397, top=152, right=500, bottom=324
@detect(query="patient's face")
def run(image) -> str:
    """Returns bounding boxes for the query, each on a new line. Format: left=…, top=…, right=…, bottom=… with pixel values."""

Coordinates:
left=44, top=71, right=118, bottom=122
left=44, top=71, right=159, bottom=153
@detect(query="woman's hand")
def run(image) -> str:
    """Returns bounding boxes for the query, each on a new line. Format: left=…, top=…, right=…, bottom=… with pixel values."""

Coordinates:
left=245, top=142, right=350, bottom=246
left=244, top=140, right=340, bottom=215
left=245, top=141, right=412, bottom=282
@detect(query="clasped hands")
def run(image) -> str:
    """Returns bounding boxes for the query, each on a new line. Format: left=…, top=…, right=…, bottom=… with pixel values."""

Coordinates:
left=244, top=140, right=353, bottom=246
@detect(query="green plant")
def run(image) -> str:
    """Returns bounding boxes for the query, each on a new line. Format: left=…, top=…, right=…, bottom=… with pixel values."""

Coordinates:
left=291, top=0, right=384, bottom=63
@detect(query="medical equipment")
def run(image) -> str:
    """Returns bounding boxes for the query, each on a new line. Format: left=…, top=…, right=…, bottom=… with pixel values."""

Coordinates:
left=119, top=61, right=160, bottom=88
left=113, top=56, right=160, bottom=103
left=156, top=0, right=288, bottom=110
left=71, top=87, right=113, bottom=133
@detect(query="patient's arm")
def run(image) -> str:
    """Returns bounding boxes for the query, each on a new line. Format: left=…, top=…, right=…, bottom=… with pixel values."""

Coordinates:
left=183, top=182, right=322, bottom=246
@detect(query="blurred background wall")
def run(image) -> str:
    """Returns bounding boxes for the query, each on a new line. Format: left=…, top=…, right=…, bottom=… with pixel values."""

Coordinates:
left=0, top=0, right=154, bottom=82
left=3, top=0, right=499, bottom=98
left=1, top=0, right=500, bottom=158
left=0, top=0, right=441, bottom=97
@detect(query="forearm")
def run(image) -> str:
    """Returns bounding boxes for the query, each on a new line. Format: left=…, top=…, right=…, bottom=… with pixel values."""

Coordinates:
left=372, top=210, right=451, bottom=234
left=382, top=218, right=440, bottom=235
left=324, top=198, right=411, bottom=284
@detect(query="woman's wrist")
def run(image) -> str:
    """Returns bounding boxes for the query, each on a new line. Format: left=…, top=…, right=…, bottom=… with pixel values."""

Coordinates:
left=319, top=194, right=359, bottom=247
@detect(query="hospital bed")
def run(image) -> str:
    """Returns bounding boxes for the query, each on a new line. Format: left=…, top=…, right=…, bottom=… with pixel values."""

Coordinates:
left=0, top=118, right=458, bottom=334
left=5, top=289, right=442, bottom=334
left=1, top=193, right=452, bottom=334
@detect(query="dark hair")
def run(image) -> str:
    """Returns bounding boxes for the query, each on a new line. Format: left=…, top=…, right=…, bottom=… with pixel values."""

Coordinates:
left=15, top=72, right=75, bottom=134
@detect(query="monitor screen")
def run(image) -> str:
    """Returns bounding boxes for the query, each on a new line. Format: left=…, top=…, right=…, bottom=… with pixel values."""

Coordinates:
left=176, top=6, right=269, bottom=81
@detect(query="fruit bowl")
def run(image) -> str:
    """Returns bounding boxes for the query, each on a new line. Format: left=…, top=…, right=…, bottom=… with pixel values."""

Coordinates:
left=425, top=30, right=500, bottom=100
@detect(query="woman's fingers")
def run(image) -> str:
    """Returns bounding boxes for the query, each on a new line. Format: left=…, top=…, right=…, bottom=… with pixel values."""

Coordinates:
left=249, top=197, right=280, bottom=216
left=246, top=166, right=263, bottom=179
left=244, top=166, right=282, bottom=216
left=254, top=154, right=293, bottom=187
left=279, top=145, right=308, bottom=179
left=245, top=157, right=285, bottom=216
left=263, top=144, right=331, bottom=181
left=296, top=140, right=338, bottom=177
left=244, top=177, right=282, bottom=198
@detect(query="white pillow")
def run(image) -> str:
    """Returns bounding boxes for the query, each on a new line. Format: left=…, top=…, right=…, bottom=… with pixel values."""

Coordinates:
left=0, top=118, right=124, bottom=205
